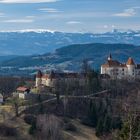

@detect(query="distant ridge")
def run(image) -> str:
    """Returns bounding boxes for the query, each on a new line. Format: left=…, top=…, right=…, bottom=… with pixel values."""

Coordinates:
left=0, top=29, right=139, bottom=56
left=0, top=43, right=140, bottom=71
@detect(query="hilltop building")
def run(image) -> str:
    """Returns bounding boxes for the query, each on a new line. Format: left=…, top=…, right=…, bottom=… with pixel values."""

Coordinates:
left=14, top=87, right=30, bottom=99
left=36, top=70, right=86, bottom=88
left=101, top=54, right=140, bottom=80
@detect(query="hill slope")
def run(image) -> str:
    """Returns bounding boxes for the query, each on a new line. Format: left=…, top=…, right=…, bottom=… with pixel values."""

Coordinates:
left=0, top=43, right=140, bottom=75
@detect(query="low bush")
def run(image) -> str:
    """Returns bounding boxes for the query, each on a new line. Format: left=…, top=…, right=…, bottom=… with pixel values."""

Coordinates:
left=24, top=114, right=37, bottom=125
left=64, top=122, right=77, bottom=132
left=0, top=124, right=17, bottom=137
left=80, top=117, right=95, bottom=127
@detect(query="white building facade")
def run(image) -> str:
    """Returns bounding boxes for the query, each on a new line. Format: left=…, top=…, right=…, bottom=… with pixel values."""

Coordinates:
left=36, top=70, right=86, bottom=88
left=101, top=54, right=140, bottom=80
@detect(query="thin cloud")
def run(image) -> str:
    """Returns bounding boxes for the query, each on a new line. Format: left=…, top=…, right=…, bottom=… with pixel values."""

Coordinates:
left=66, top=21, right=82, bottom=25
left=38, top=8, right=61, bottom=13
left=3, top=19, right=34, bottom=23
left=113, top=8, right=136, bottom=17
left=132, top=6, right=140, bottom=9
left=0, top=12, right=5, bottom=17
left=0, top=0, right=58, bottom=3
left=25, top=16, right=36, bottom=18
left=0, top=13, right=4, bottom=16
left=103, top=25, right=108, bottom=29
left=111, top=25, right=116, bottom=28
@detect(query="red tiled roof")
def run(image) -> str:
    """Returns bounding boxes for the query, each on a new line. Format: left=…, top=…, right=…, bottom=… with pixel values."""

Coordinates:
left=126, top=57, right=135, bottom=65
left=102, top=60, right=126, bottom=68
left=42, top=74, right=49, bottom=79
left=16, top=87, right=29, bottom=92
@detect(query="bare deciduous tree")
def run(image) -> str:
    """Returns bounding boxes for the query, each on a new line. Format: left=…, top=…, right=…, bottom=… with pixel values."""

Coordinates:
left=36, top=114, right=62, bottom=140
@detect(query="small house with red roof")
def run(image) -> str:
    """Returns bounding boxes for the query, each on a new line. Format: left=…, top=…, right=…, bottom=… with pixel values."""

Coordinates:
left=101, top=54, right=140, bottom=80
left=15, top=86, right=30, bottom=99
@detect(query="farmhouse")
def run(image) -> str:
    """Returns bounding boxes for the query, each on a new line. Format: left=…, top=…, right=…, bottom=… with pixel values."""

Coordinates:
left=15, top=87, right=30, bottom=99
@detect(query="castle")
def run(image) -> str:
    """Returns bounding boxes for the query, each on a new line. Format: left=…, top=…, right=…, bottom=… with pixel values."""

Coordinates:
left=35, top=70, right=86, bottom=88
left=35, top=54, right=140, bottom=87
left=101, top=54, right=140, bottom=80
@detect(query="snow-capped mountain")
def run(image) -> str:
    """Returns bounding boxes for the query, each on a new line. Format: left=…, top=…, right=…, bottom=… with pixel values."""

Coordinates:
left=0, top=29, right=140, bottom=56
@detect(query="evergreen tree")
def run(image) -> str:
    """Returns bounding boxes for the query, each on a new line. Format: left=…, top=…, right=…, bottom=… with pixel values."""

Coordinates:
left=117, top=122, right=129, bottom=140
left=29, top=122, right=36, bottom=135
left=39, top=103, right=44, bottom=114
left=89, top=101, right=98, bottom=127
left=96, top=118, right=104, bottom=136
left=103, top=114, right=112, bottom=133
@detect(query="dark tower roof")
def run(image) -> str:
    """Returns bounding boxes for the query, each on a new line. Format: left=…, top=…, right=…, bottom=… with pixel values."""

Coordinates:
left=36, top=70, right=43, bottom=78
left=109, top=53, right=112, bottom=59
left=50, top=70, right=55, bottom=79
left=108, top=53, right=112, bottom=60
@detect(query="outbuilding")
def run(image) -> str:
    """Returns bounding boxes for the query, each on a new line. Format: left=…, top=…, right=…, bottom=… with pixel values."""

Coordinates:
left=16, top=87, right=30, bottom=99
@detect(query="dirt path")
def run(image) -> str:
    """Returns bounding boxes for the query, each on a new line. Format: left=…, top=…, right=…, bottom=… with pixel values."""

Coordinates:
left=64, top=120, right=100, bottom=140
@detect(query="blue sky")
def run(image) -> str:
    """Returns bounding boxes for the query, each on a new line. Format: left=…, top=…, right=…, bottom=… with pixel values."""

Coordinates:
left=0, top=0, right=140, bottom=33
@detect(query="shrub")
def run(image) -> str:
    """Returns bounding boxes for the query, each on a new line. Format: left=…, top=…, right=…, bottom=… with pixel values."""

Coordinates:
left=24, top=114, right=36, bottom=125
left=80, top=117, right=95, bottom=127
left=64, top=122, right=77, bottom=132
left=24, top=115, right=37, bottom=135
left=0, top=124, right=17, bottom=137
left=29, top=122, right=36, bottom=135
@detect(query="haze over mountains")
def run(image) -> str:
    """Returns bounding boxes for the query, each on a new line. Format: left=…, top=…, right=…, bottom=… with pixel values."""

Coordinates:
left=0, top=29, right=140, bottom=56
left=0, top=29, right=140, bottom=75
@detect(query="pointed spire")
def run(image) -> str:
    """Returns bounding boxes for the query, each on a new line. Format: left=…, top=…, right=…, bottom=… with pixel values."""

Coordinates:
left=36, top=70, right=42, bottom=78
left=108, top=53, right=112, bottom=61
left=50, top=70, right=55, bottom=80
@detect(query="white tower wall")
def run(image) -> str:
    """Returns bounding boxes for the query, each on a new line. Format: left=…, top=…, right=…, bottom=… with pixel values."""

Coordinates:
left=127, top=65, right=135, bottom=78
left=36, top=78, right=42, bottom=87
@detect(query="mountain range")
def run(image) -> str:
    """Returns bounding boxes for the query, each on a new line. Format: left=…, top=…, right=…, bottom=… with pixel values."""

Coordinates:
left=0, top=29, right=140, bottom=56
left=0, top=43, right=140, bottom=76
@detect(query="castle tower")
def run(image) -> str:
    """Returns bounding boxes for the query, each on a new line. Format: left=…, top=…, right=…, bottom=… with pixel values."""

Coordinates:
left=36, top=70, right=43, bottom=87
left=126, top=57, right=135, bottom=78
